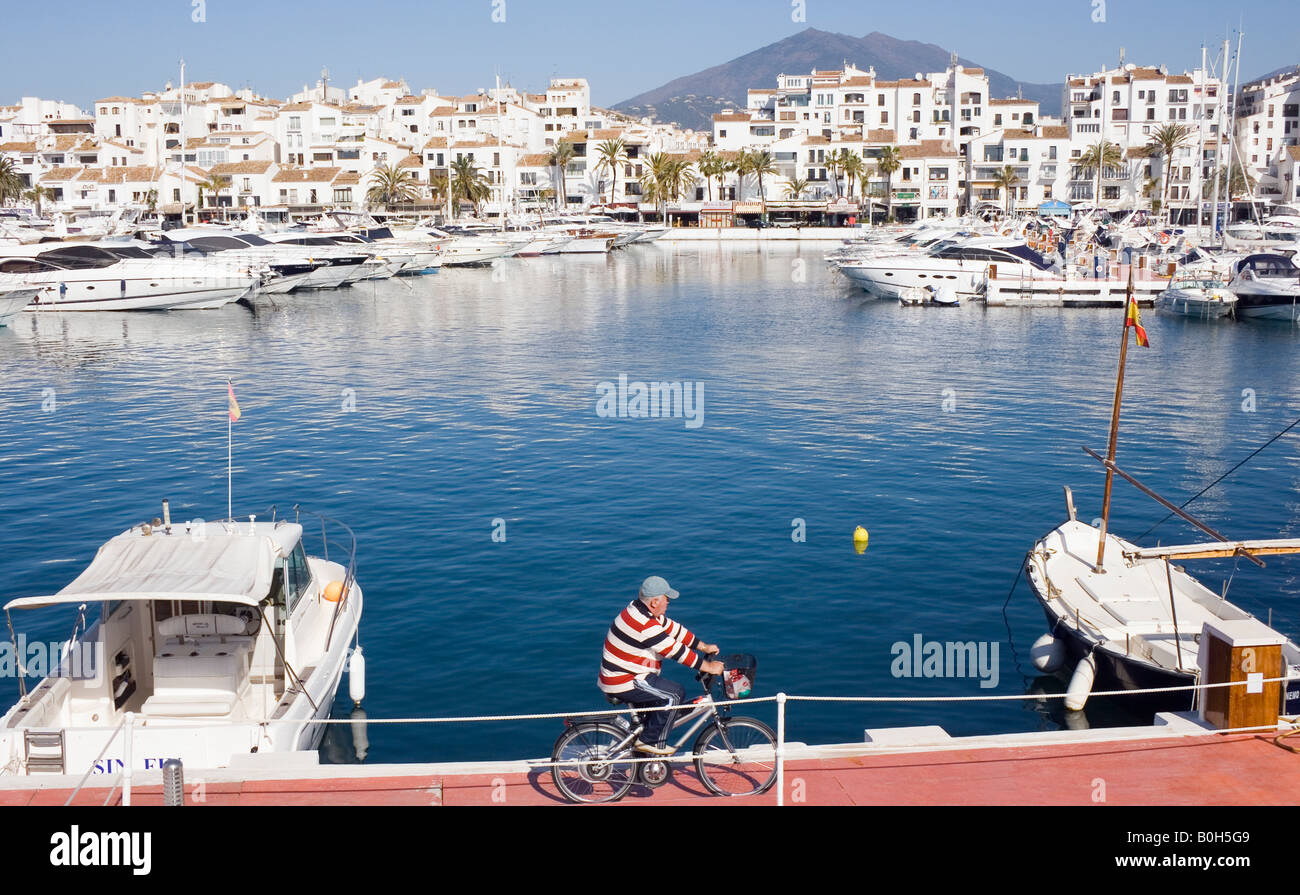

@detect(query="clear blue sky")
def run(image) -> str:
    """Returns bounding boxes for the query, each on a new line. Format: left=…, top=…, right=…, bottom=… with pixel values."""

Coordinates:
left=5, top=0, right=1295, bottom=110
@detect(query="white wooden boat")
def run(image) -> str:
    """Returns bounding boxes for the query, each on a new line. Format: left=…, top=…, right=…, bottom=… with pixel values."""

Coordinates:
left=1025, top=278, right=1300, bottom=716
left=0, top=505, right=363, bottom=776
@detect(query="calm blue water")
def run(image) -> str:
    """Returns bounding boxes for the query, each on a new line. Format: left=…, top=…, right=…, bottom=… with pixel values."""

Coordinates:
left=2, top=244, right=1299, bottom=764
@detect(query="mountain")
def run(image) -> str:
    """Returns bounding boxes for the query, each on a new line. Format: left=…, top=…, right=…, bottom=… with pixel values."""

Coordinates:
left=613, top=28, right=1062, bottom=133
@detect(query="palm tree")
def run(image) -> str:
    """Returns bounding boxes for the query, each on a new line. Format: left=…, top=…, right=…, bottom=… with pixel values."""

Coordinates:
left=23, top=185, right=54, bottom=217
left=698, top=150, right=725, bottom=202
left=1141, top=176, right=1162, bottom=216
left=547, top=143, right=575, bottom=212
left=784, top=177, right=810, bottom=199
left=426, top=171, right=449, bottom=208
left=841, top=151, right=864, bottom=200
left=1147, top=123, right=1192, bottom=225
left=1077, top=140, right=1122, bottom=210
left=730, top=150, right=751, bottom=203
left=875, top=146, right=903, bottom=222
left=143, top=188, right=159, bottom=217
left=994, top=165, right=1021, bottom=217
left=365, top=163, right=419, bottom=210
left=640, top=152, right=675, bottom=223
left=594, top=138, right=627, bottom=207
left=826, top=150, right=843, bottom=198
left=1208, top=162, right=1256, bottom=201
left=197, top=173, right=231, bottom=211
left=667, top=157, right=697, bottom=204
left=450, top=156, right=491, bottom=218
left=748, top=150, right=776, bottom=205
left=0, top=158, right=23, bottom=206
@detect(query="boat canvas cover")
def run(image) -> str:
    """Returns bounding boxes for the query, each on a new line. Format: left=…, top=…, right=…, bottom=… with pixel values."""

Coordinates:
left=4, top=524, right=301, bottom=610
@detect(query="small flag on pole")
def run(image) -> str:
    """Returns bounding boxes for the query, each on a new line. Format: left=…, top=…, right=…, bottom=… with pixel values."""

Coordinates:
left=227, top=380, right=242, bottom=422
left=1125, top=299, right=1150, bottom=348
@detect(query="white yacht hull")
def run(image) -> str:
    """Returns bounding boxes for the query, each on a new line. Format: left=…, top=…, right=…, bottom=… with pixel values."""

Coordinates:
left=0, top=288, right=39, bottom=324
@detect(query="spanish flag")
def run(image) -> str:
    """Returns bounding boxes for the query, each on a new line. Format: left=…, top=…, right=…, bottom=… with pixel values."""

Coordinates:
left=1125, top=299, right=1150, bottom=348
left=227, top=380, right=242, bottom=422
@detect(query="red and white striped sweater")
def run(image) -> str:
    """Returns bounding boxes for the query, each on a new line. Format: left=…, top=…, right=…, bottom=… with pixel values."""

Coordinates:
left=598, top=599, right=703, bottom=694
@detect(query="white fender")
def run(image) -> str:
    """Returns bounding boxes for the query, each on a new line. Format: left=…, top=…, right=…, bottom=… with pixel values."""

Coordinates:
left=1065, top=654, right=1097, bottom=711
left=348, top=645, right=366, bottom=705
left=1030, top=632, right=1067, bottom=673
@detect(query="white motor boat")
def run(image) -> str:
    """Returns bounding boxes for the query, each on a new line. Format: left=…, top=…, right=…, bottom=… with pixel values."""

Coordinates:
left=0, top=244, right=254, bottom=311
left=0, top=505, right=363, bottom=776
left=837, top=236, right=1057, bottom=300
left=1155, top=270, right=1237, bottom=319
left=1227, top=253, right=1300, bottom=322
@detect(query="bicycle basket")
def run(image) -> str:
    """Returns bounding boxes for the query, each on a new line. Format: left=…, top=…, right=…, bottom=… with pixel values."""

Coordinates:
left=721, top=654, right=757, bottom=699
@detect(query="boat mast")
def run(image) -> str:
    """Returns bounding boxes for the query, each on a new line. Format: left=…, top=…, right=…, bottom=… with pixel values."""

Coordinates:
left=180, top=59, right=186, bottom=227
left=1094, top=268, right=1136, bottom=572
left=1194, top=44, right=1206, bottom=240
left=1225, top=28, right=1245, bottom=225
left=1209, top=38, right=1227, bottom=240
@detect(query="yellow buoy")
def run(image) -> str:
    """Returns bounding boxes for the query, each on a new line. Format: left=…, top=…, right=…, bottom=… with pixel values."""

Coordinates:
left=853, top=526, right=869, bottom=554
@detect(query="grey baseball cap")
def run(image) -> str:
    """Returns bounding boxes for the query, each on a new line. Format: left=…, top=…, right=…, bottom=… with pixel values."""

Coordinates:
left=640, top=575, right=679, bottom=601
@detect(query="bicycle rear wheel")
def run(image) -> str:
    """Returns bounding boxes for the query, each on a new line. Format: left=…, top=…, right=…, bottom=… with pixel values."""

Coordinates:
left=551, top=723, right=635, bottom=803
left=693, top=717, right=778, bottom=797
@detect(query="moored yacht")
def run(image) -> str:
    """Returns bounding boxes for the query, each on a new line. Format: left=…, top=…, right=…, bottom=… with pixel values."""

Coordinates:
left=837, top=236, right=1057, bottom=300
left=0, top=506, right=363, bottom=776
left=0, top=244, right=254, bottom=311
left=1227, top=253, right=1300, bottom=321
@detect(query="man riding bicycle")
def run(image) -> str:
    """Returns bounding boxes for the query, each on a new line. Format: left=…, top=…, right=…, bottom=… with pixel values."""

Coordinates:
left=598, top=576, right=725, bottom=756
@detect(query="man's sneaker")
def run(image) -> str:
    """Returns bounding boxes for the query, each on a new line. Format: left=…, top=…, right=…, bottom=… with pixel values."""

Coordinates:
left=634, top=741, right=675, bottom=756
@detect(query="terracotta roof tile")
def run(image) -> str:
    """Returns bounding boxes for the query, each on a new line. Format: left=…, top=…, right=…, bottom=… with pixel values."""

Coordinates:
left=40, top=166, right=83, bottom=182
left=209, top=160, right=275, bottom=175
left=272, top=166, right=341, bottom=183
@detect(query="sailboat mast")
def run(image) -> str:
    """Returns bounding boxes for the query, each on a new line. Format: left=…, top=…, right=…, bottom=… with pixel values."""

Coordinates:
left=1095, top=269, right=1136, bottom=572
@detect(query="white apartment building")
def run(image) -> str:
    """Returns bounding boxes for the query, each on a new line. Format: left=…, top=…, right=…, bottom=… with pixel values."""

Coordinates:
left=1062, top=63, right=1223, bottom=212
left=1235, top=68, right=1300, bottom=204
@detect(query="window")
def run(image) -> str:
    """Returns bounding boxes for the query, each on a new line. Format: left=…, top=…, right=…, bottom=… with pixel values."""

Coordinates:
left=284, top=542, right=313, bottom=613
left=333, top=188, right=352, bottom=204
left=877, top=95, right=885, bottom=106
left=913, top=93, right=921, bottom=106
left=288, top=116, right=301, bottom=130
left=881, top=112, right=888, bottom=124
left=994, top=114, right=1003, bottom=126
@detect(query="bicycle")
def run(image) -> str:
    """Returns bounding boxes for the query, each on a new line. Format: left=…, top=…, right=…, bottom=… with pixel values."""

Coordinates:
left=550, top=654, right=777, bottom=803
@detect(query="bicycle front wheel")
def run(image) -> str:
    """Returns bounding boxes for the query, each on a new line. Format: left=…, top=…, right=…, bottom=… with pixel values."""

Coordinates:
left=551, top=723, right=635, bottom=803
left=693, top=717, right=778, bottom=797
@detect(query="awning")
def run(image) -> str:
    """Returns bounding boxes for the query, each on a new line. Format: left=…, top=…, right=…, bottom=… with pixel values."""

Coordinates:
left=733, top=203, right=764, bottom=214
left=4, top=522, right=301, bottom=611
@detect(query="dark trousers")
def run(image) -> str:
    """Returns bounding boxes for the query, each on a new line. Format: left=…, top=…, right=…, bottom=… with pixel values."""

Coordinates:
left=624, top=674, right=686, bottom=746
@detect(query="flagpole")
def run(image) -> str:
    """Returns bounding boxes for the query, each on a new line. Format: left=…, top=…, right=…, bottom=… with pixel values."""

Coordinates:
left=228, top=403, right=233, bottom=520
left=1094, top=267, right=1136, bottom=572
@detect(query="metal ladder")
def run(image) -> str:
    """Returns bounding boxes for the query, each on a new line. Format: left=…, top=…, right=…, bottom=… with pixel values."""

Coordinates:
left=24, top=729, right=66, bottom=774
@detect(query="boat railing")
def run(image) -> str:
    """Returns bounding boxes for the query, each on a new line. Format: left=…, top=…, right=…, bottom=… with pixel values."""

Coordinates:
left=286, top=505, right=358, bottom=651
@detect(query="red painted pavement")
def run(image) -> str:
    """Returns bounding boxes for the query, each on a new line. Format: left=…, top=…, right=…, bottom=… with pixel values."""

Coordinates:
left=6, top=733, right=1299, bottom=806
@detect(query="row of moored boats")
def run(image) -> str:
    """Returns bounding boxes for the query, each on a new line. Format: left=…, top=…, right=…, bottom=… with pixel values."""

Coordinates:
left=0, top=214, right=668, bottom=324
